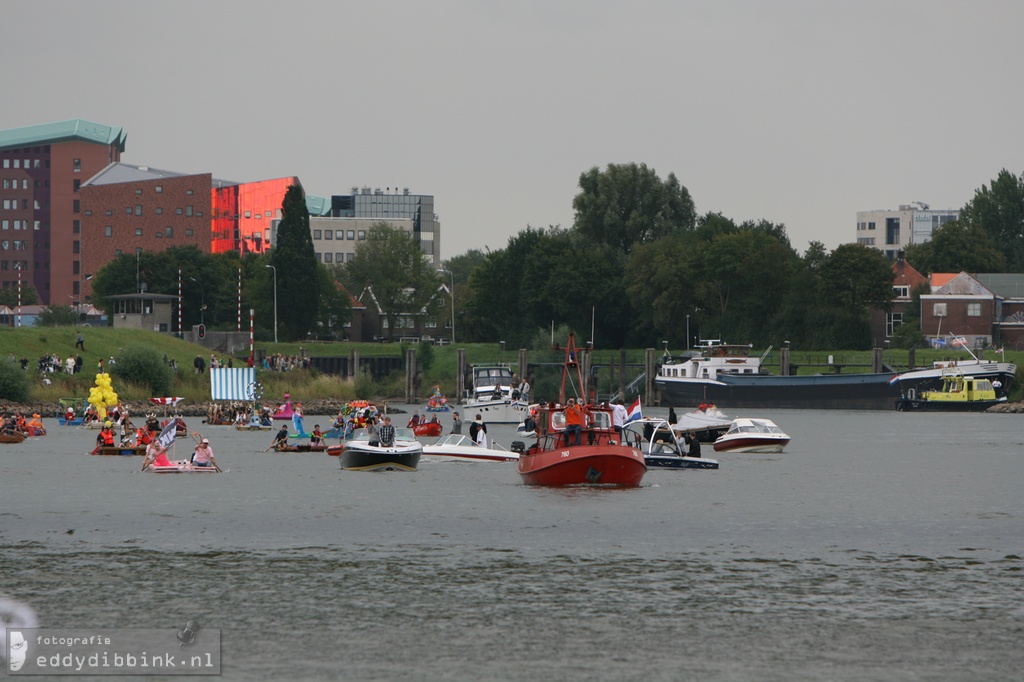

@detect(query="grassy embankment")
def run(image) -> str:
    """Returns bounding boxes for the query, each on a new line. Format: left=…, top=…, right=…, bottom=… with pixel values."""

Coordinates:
left=1, top=326, right=1021, bottom=405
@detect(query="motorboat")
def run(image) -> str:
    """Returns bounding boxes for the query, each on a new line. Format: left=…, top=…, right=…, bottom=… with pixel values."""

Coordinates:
left=144, top=460, right=220, bottom=474
left=516, top=334, right=646, bottom=486
left=422, top=434, right=519, bottom=463
left=462, top=364, right=529, bottom=424
left=331, top=427, right=422, bottom=471
left=656, top=339, right=899, bottom=410
left=92, top=444, right=147, bottom=456
left=622, top=418, right=720, bottom=469
left=895, top=370, right=1007, bottom=412
left=712, top=418, right=791, bottom=453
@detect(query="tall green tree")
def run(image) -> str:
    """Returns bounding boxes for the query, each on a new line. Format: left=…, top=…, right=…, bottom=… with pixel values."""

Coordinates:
left=573, top=162, right=696, bottom=253
left=960, top=168, right=1024, bottom=271
left=0, top=284, right=39, bottom=308
left=344, top=222, right=439, bottom=341
left=624, top=232, right=703, bottom=345
left=270, top=185, right=320, bottom=341
left=903, top=219, right=1006, bottom=274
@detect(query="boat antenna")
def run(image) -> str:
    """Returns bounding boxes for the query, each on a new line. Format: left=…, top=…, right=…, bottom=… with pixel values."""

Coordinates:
left=758, top=344, right=774, bottom=364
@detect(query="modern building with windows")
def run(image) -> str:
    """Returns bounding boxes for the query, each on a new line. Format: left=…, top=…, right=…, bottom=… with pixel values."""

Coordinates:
left=309, top=187, right=440, bottom=267
left=856, top=203, right=958, bottom=260
left=0, top=119, right=126, bottom=305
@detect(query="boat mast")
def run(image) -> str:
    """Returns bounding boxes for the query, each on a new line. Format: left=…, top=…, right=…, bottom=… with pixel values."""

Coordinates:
left=558, top=332, right=585, bottom=404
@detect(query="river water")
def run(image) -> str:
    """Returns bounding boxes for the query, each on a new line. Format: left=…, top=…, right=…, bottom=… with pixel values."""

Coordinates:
left=1, top=406, right=1023, bottom=681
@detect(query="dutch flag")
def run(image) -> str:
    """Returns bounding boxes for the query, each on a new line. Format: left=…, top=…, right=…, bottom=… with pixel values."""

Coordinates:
left=626, top=398, right=643, bottom=423
left=888, top=374, right=900, bottom=386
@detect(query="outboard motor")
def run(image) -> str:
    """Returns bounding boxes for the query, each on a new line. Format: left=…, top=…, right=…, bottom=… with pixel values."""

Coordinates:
left=510, top=441, right=526, bottom=455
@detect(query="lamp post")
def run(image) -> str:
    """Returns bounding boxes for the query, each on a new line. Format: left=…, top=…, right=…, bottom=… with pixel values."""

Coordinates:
left=265, top=264, right=278, bottom=344
left=437, top=268, right=455, bottom=345
left=686, top=315, right=690, bottom=350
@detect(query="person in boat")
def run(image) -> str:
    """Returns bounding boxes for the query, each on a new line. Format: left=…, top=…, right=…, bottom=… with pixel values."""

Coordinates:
left=191, top=438, right=215, bottom=467
left=685, top=431, right=701, bottom=458
left=135, top=426, right=153, bottom=447
left=145, top=414, right=160, bottom=434
left=84, top=405, right=98, bottom=424
left=668, top=407, right=678, bottom=425
left=144, top=440, right=171, bottom=468
left=473, top=414, right=488, bottom=448
left=378, top=416, right=396, bottom=448
left=564, top=398, right=584, bottom=447
left=610, top=401, right=628, bottom=437
left=65, top=405, right=76, bottom=422
left=310, top=424, right=324, bottom=446
left=429, top=414, right=439, bottom=425
left=270, top=425, right=289, bottom=450
left=407, top=412, right=420, bottom=428
left=366, top=415, right=381, bottom=447
left=518, top=378, right=531, bottom=404
left=521, top=411, right=537, bottom=435
left=450, top=412, right=463, bottom=435
left=96, top=422, right=115, bottom=448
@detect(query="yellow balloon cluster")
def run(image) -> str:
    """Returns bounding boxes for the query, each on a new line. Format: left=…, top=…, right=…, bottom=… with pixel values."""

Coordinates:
left=88, top=373, right=119, bottom=421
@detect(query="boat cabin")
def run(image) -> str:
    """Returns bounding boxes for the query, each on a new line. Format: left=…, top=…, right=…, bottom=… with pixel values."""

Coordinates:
left=658, top=340, right=763, bottom=380
left=919, top=373, right=999, bottom=404
left=528, top=403, right=618, bottom=452
left=466, top=364, right=517, bottom=401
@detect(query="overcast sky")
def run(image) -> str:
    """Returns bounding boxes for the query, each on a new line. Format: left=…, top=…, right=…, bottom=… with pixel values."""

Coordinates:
left=5, top=0, right=1022, bottom=260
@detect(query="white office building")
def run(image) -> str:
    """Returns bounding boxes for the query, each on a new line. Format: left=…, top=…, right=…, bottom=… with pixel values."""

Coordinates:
left=856, top=203, right=958, bottom=260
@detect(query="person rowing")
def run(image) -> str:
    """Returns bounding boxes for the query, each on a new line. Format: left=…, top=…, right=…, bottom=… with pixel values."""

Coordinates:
left=269, top=425, right=289, bottom=450
left=141, top=439, right=172, bottom=471
left=191, top=437, right=217, bottom=468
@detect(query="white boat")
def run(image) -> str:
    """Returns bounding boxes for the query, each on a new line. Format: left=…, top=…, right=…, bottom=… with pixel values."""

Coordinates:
left=712, top=418, right=791, bottom=453
left=670, top=405, right=733, bottom=443
left=622, top=417, right=720, bottom=469
left=893, top=336, right=1016, bottom=396
left=462, top=364, right=529, bottom=424
left=332, top=427, right=422, bottom=472
left=422, top=433, right=519, bottom=463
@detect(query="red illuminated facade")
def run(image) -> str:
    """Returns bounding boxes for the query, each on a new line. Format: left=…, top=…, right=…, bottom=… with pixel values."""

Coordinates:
left=212, top=177, right=298, bottom=254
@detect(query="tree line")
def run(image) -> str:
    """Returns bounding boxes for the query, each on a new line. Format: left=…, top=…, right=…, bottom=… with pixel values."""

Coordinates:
left=69, top=167, right=1024, bottom=348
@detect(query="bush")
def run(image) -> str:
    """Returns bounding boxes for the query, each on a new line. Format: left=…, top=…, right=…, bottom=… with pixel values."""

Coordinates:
left=417, top=340, right=435, bottom=373
left=0, top=359, right=31, bottom=402
left=110, top=346, right=174, bottom=396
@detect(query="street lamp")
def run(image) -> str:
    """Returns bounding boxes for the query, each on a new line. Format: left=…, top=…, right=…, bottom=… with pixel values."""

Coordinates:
left=265, top=264, right=278, bottom=344
left=437, top=268, right=455, bottom=344
left=686, top=315, right=690, bottom=350
left=188, top=277, right=206, bottom=325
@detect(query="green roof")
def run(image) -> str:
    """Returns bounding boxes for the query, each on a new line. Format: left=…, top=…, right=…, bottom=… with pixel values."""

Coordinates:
left=0, top=119, right=127, bottom=152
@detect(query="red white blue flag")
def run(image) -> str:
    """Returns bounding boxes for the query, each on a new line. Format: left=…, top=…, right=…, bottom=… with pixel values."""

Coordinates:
left=626, top=398, right=643, bottom=423
left=889, top=374, right=900, bottom=386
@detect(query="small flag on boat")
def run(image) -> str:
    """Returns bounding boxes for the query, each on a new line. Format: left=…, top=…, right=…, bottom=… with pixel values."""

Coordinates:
left=157, top=421, right=177, bottom=449
left=951, top=336, right=967, bottom=347
left=626, top=398, right=643, bottom=423
left=888, top=374, right=900, bottom=386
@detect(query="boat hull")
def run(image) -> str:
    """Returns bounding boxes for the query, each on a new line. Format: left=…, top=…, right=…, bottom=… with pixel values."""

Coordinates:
left=146, top=460, right=219, bottom=474
left=338, top=444, right=422, bottom=471
left=645, top=454, right=719, bottom=469
left=462, top=399, right=528, bottom=424
left=895, top=398, right=1005, bottom=412
left=657, top=373, right=900, bottom=410
left=517, top=445, right=646, bottom=486
left=273, top=443, right=328, bottom=453
left=93, top=445, right=147, bottom=456
left=713, top=437, right=790, bottom=453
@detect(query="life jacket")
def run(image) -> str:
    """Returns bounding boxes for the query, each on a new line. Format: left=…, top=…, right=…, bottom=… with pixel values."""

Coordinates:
left=100, top=430, right=115, bottom=446
left=136, top=428, right=152, bottom=446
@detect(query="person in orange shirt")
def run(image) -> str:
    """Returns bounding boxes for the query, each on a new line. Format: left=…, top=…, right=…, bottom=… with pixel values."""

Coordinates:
left=564, top=398, right=585, bottom=447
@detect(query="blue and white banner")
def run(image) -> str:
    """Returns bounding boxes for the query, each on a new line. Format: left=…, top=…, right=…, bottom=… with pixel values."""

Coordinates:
left=157, top=422, right=177, bottom=449
left=209, top=368, right=255, bottom=401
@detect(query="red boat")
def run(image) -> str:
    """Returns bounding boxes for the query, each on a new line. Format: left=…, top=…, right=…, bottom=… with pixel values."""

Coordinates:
left=412, top=421, right=442, bottom=438
left=515, top=333, right=646, bottom=487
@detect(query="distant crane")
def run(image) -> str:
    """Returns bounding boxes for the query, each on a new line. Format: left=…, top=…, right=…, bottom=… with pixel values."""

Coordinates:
left=912, top=201, right=930, bottom=210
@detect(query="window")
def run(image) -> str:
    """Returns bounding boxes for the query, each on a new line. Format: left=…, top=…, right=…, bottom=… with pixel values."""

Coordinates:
left=347, top=230, right=355, bottom=240
left=186, top=189, right=193, bottom=195
left=886, top=313, right=904, bottom=336
left=135, top=188, right=142, bottom=195
left=73, top=241, right=80, bottom=254
left=347, top=252, right=354, bottom=262
left=74, top=180, right=81, bottom=192
left=313, top=230, right=321, bottom=239
left=105, top=209, right=112, bottom=216
left=175, top=208, right=182, bottom=215
left=125, top=207, right=133, bottom=215
left=135, top=228, right=143, bottom=236
left=335, top=253, right=343, bottom=263
left=73, top=200, right=80, bottom=213
left=155, top=207, right=163, bottom=215
left=325, top=231, right=332, bottom=240
left=165, top=226, right=173, bottom=237
left=357, top=230, right=366, bottom=240
left=155, top=186, right=162, bottom=193
left=104, top=226, right=112, bottom=237
left=0, top=221, right=6, bottom=230
left=244, top=211, right=251, bottom=218
left=185, top=229, right=193, bottom=237
left=967, top=302, right=981, bottom=317
left=336, top=230, right=344, bottom=240
left=134, top=205, right=142, bottom=216
left=73, top=158, right=81, bottom=172
left=893, top=285, right=909, bottom=298
left=84, top=210, right=92, bottom=216
left=73, top=220, right=80, bottom=234
left=315, top=252, right=321, bottom=262
left=324, top=253, right=333, bottom=263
